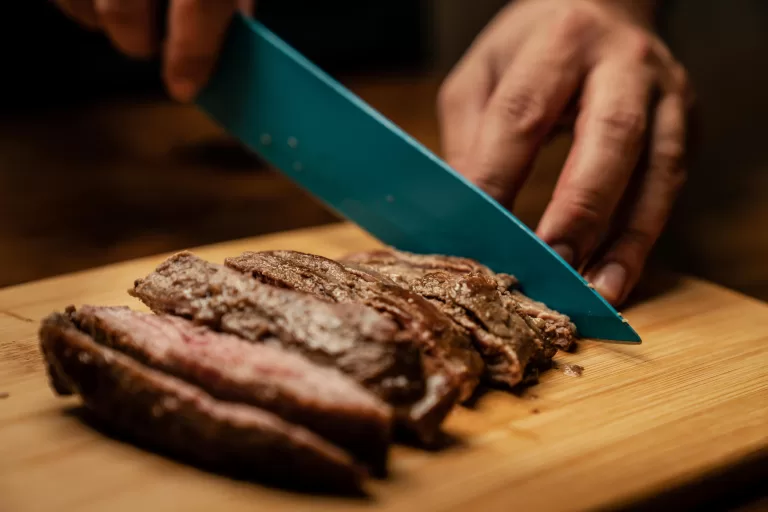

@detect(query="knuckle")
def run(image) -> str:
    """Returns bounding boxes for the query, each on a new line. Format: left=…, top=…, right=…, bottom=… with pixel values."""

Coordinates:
left=662, top=163, right=688, bottom=193
left=559, top=189, right=605, bottom=232
left=624, top=30, right=654, bottom=64
left=652, top=140, right=687, bottom=187
left=595, top=108, right=647, bottom=148
left=495, top=88, right=549, bottom=138
left=553, top=4, right=599, bottom=42
left=619, top=227, right=655, bottom=253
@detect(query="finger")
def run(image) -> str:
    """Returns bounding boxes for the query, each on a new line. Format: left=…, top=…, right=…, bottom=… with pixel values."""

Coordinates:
left=536, top=59, right=653, bottom=267
left=461, top=18, right=587, bottom=208
left=437, top=54, right=495, bottom=171
left=164, top=0, right=238, bottom=102
left=54, top=0, right=100, bottom=29
left=238, top=0, right=256, bottom=16
left=586, top=93, right=687, bottom=304
left=94, top=0, right=157, bottom=58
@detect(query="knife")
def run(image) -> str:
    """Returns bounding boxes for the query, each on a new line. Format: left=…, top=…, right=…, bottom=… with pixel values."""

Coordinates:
left=194, top=14, right=640, bottom=343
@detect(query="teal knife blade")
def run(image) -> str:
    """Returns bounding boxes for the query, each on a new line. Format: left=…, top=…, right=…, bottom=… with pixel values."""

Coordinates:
left=195, top=14, right=640, bottom=343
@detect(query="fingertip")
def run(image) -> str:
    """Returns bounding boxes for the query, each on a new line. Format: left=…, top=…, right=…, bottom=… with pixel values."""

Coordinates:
left=163, top=46, right=213, bottom=102
left=168, top=79, right=199, bottom=102
left=115, top=40, right=157, bottom=60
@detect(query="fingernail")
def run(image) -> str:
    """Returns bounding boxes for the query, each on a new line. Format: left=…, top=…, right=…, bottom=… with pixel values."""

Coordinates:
left=551, top=244, right=575, bottom=266
left=592, top=262, right=627, bottom=304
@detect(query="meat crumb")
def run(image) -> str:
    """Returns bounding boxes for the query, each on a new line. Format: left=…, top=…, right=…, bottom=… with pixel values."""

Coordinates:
left=0, top=392, right=9, bottom=399
left=562, top=364, right=584, bottom=377
left=531, top=408, right=540, bottom=414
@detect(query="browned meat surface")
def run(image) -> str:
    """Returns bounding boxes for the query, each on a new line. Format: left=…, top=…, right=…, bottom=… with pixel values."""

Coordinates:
left=224, top=250, right=484, bottom=406
left=507, top=291, right=578, bottom=352
left=131, top=252, right=456, bottom=445
left=342, top=248, right=519, bottom=290
left=342, top=248, right=578, bottom=354
left=131, top=252, right=424, bottom=408
left=407, top=271, right=544, bottom=387
left=39, top=313, right=365, bottom=491
left=69, top=305, right=392, bottom=473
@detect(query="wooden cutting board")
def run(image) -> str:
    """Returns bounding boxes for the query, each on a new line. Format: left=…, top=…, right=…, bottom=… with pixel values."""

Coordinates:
left=1, top=223, right=766, bottom=512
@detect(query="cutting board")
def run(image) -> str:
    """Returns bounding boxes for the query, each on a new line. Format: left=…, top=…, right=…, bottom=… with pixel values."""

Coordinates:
left=1, top=223, right=766, bottom=512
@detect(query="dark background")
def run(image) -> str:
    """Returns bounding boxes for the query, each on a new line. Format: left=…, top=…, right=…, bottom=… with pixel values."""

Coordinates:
left=0, top=1, right=429, bottom=110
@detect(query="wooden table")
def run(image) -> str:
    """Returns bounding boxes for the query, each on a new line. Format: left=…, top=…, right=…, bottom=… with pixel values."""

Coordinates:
left=1, top=223, right=767, bottom=512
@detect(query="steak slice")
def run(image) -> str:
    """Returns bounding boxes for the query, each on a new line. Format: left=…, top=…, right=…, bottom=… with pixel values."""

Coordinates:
left=39, top=313, right=364, bottom=491
left=224, top=250, right=484, bottom=404
left=407, top=271, right=545, bottom=387
left=506, top=291, right=578, bottom=352
left=131, top=252, right=453, bottom=446
left=69, top=305, right=391, bottom=473
left=342, top=248, right=519, bottom=290
left=342, top=248, right=578, bottom=353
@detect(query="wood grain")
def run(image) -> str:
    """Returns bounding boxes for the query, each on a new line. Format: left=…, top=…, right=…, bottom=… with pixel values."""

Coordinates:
left=1, top=223, right=766, bottom=512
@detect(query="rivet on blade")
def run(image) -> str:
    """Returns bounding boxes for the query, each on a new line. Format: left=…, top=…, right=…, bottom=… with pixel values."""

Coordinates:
left=293, top=162, right=303, bottom=171
left=287, top=136, right=298, bottom=148
left=260, top=134, right=272, bottom=145
left=385, top=195, right=395, bottom=203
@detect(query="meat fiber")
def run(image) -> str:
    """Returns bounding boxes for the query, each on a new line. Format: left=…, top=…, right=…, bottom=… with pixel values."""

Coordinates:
left=224, top=250, right=485, bottom=404
left=39, top=313, right=365, bottom=491
left=131, top=252, right=456, bottom=445
left=405, top=271, right=545, bottom=387
left=130, top=252, right=424, bottom=407
left=69, top=305, right=392, bottom=473
left=342, top=248, right=578, bottom=354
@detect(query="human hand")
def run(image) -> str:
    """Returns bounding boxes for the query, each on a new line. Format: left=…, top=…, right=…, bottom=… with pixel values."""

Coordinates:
left=438, top=0, right=692, bottom=305
left=53, top=0, right=255, bottom=101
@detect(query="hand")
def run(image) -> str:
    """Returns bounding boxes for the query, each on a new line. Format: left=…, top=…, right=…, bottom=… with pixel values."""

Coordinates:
left=438, top=0, right=692, bottom=306
left=53, top=0, right=255, bottom=101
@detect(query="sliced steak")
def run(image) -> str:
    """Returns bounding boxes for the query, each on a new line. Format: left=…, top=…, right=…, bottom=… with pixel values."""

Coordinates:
left=39, top=313, right=364, bottom=491
left=224, top=250, right=484, bottom=404
left=69, top=305, right=391, bottom=473
left=131, top=252, right=424, bottom=407
left=342, top=248, right=519, bottom=290
left=131, top=252, right=454, bottom=445
left=407, top=271, right=545, bottom=387
left=507, top=291, right=578, bottom=352
left=342, top=248, right=577, bottom=353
